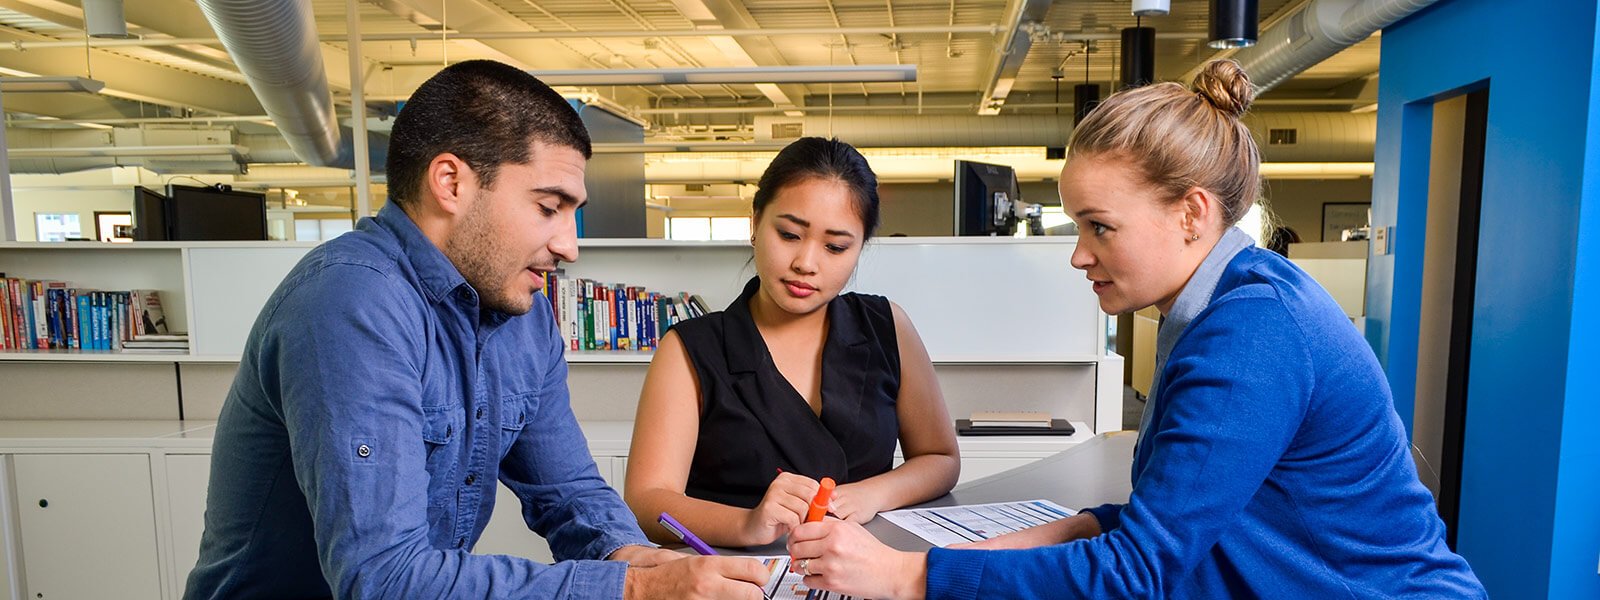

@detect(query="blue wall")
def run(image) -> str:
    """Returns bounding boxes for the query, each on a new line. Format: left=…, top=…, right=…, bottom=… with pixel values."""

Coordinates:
left=1369, top=0, right=1600, bottom=596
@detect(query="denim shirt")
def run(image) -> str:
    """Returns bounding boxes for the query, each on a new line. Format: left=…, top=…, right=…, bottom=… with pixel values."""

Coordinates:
left=185, top=202, right=650, bottom=600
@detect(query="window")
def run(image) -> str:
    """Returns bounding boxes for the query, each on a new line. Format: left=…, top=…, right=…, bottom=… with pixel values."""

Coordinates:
left=668, top=217, right=750, bottom=241
left=293, top=217, right=355, bottom=241
left=34, top=213, right=81, bottom=242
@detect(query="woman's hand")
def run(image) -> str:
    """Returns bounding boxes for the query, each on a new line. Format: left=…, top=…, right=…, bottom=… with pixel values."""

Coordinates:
left=787, top=520, right=927, bottom=600
left=740, top=472, right=821, bottom=545
left=827, top=482, right=887, bottom=524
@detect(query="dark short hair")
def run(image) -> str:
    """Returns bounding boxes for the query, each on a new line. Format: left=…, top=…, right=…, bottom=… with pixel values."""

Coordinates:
left=752, top=137, right=881, bottom=240
left=386, top=60, right=591, bottom=206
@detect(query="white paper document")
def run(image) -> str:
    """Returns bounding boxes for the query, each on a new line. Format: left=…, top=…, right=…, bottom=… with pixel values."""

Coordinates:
left=751, top=556, right=860, bottom=599
left=879, top=500, right=1077, bottom=547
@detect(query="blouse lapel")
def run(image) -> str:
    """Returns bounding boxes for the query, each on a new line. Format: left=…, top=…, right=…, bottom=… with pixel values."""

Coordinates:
left=818, top=296, right=872, bottom=450
left=721, top=277, right=849, bottom=480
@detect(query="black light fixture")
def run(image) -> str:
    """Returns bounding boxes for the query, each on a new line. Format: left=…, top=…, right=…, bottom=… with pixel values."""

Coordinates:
left=1120, top=26, right=1155, bottom=89
left=1074, top=44, right=1100, bottom=124
left=1208, top=0, right=1259, bottom=49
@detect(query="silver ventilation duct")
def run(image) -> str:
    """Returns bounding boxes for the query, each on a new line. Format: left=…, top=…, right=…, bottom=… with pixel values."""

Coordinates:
left=1222, top=0, right=1440, bottom=92
left=194, top=0, right=347, bottom=168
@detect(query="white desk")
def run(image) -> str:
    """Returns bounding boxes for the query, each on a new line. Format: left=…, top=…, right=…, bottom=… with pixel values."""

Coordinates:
left=0, top=419, right=1091, bottom=600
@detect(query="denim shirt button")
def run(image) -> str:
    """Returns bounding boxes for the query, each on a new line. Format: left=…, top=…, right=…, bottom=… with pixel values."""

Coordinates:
left=356, top=444, right=371, bottom=458
left=455, top=537, right=465, bottom=548
left=464, top=473, right=476, bottom=485
left=476, top=407, right=485, bottom=420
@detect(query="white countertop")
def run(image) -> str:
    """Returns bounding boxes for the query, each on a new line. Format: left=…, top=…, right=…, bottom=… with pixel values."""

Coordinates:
left=0, top=420, right=1093, bottom=456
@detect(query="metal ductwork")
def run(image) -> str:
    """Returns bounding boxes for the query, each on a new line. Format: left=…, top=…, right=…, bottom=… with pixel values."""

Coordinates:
left=755, top=115, right=1074, bottom=148
left=1244, top=112, right=1375, bottom=162
left=3, top=127, right=388, bottom=174
left=194, top=0, right=349, bottom=168
left=751, top=112, right=1374, bottom=162
left=1221, top=0, right=1440, bottom=92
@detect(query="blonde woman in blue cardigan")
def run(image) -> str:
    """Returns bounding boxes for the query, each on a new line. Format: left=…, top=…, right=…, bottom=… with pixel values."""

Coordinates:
left=782, top=59, right=1486, bottom=599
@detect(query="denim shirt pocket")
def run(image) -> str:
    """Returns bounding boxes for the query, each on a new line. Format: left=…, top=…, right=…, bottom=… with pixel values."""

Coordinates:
left=499, top=391, right=536, bottom=453
left=422, top=404, right=463, bottom=507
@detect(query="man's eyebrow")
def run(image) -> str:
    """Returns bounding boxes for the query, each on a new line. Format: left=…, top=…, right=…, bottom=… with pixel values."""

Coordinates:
left=534, top=186, right=586, bottom=209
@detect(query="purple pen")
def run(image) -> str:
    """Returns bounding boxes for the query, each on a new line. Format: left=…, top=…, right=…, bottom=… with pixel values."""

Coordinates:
left=657, top=512, right=719, bottom=556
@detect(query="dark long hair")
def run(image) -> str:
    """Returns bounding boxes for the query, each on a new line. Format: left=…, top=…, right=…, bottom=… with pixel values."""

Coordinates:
left=752, top=137, right=881, bottom=240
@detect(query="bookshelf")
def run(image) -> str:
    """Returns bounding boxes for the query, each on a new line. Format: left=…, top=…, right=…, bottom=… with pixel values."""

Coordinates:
left=0, top=237, right=1124, bottom=432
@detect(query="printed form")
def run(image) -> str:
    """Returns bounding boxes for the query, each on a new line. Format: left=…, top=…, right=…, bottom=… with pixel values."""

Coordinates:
left=879, top=500, right=1077, bottom=547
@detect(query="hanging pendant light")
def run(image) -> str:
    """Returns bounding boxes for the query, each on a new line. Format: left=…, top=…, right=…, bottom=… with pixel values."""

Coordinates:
left=1120, top=27, right=1155, bottom=89
left=1208, top=0, right=1258, bottom=49
left=1074, top=43, right=1100, bottom=124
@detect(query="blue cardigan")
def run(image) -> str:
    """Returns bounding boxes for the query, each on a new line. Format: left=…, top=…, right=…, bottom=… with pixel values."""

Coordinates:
left=925, top=247, right=1485, bottom=598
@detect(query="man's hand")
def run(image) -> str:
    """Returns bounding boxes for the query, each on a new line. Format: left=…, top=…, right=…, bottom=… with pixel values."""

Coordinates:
left=622, top=556, right=769, bottom=600
left=608, top=545, right=686, bottom=567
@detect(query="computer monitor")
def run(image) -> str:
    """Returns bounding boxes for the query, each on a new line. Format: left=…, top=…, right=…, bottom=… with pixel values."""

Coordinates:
left=953, top=160, right=1021, bottom=236
left=132, top=186, right=169, bottom=241
left=164, top=184, right=268, bottom=241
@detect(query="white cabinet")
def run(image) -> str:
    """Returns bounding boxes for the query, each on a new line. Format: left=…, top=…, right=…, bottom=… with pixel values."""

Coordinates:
left=472, top=454, right=628, bottom=563
left=957, top=458, right=1044, bottom=484
left=11, top=454, right=163, bottom=600
left=164, top=454, right=211, bottom=599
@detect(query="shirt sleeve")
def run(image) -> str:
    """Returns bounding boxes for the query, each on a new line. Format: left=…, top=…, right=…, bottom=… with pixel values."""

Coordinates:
left=925, top=295, right=1315, bottom=599
left=498, top=311, right=654, bottom=562
left=267, top=264, right=629, bottom=600
left=1081, top=503, right=1124, bottom=532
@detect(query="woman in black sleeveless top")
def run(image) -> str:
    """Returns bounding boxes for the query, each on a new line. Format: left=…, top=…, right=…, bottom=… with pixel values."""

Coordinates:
left=625, top=138, right=960, bottom=548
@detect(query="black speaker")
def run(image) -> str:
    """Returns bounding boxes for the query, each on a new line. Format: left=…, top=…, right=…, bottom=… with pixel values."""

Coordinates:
left=1121, top=27, right=1156, bottom=89
left=1073, top=83, right=1101, bottom=124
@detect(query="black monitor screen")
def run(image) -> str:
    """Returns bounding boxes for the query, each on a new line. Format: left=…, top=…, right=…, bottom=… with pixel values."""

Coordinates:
left=164, top=184, right=267, bottom=241
left=133, top=186, right=168, bottom=241
left=953, top=160, right=1020, bottom=236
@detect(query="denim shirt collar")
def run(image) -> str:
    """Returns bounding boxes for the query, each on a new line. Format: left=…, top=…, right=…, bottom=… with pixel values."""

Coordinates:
left=371, top=201, right=470, bottom=305
left=1137, top=226, right=1255, bottom=435
left=1156, top=226, right=1255, bottom=364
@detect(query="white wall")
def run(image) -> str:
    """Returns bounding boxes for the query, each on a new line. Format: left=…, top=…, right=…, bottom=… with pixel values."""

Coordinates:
left=11, top=190, right=135, bottom=242
left=1261, top=177, right=1374, bottom=242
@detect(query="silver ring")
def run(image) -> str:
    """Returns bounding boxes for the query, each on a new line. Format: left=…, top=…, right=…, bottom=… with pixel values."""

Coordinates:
left=796, top=558, right=812, bottom=576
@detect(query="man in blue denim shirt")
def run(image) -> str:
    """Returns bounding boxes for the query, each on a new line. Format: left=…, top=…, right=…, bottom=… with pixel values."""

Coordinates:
left=186, top=61, right=767, bottom=600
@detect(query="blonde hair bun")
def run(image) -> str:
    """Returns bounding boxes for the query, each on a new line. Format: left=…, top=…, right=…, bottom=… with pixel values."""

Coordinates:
left=1192, top=59, right=1255, bottom=119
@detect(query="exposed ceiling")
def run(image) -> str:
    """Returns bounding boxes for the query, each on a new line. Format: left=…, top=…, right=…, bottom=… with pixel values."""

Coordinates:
left=0, top=0, right=1381, bottom=136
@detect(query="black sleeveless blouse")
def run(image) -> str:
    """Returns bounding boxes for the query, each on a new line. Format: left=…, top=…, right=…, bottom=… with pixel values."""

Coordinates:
left=671, top=276, right=902, bottom=509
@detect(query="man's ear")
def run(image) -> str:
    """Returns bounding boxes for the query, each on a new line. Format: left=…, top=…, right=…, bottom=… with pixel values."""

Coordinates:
left=424, top=153, right=472, bottom=217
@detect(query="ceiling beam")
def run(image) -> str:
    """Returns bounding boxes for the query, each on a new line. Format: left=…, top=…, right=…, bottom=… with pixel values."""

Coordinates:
left=978, top=0, right=1053, bottom=115
left=668, top=0, right=806, bottom=110
left=0, top=30, right=262, bottom=116
left=373, top=0, right=655, bottom=107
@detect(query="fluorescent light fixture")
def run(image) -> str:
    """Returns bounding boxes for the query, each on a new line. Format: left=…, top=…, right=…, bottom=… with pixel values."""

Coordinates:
left=529, top=65, right=916, bottom=86
left=7, top=144, right=248, bottom=159
left=1258, top=162, right=1374, bottom=179
left=0, top=76, right=106, bottom=93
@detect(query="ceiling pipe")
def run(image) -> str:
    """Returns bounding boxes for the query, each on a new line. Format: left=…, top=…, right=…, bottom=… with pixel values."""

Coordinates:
left=193, top=0, right=346, bottom=168
left=1190, top=0, right=1439, bottom=92
left=0, top=25, right=1008, bottom=51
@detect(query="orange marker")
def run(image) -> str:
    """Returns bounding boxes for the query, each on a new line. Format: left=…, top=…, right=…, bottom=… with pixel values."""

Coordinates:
left=805, top=477, right=836, bottom=523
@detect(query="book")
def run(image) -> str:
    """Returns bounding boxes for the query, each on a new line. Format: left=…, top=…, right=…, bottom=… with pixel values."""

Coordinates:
left=134, top=289, right=169, bottom=335
left=968, top=411, right=1054, bottom=428
left=956, top=419, right=1076, bottom=437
